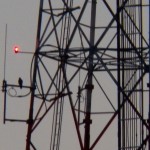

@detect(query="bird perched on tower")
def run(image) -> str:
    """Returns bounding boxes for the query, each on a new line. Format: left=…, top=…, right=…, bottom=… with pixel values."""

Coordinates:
left=18, top=77, right=23, bottom=89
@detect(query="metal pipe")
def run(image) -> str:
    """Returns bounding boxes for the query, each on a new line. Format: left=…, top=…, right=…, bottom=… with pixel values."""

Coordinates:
left=84, top=0, right=97, bottom=149
left=116, top=0, right=121, bottom=149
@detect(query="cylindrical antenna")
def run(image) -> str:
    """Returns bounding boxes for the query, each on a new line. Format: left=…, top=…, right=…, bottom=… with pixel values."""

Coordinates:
left=4, top=24, right=7, bottom=80
left=3, top=24, right=8, bottom=124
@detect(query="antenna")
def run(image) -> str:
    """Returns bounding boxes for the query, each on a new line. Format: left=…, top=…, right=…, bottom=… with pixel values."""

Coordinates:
left=3, top=24, right=8, bottom=124
left=4, top=24, right=7, bottom=81
left=2, top=24, right=32, bottom=124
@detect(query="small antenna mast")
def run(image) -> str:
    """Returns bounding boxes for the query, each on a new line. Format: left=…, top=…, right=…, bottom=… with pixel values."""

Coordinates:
left=3, top=24, right=8, bottom=124
left=4, top=24, right=7, bottom=80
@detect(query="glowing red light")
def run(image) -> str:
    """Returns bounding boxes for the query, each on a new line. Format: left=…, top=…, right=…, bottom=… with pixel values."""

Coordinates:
left=14, top=46, right=20, bottom=53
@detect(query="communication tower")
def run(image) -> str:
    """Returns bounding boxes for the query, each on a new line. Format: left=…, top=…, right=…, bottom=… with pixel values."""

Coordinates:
left=2, top=0, right=150, bottom=150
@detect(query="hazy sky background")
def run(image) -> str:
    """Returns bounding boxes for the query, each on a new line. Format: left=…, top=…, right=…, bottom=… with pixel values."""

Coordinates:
left=0, top=0, right=149, bottom=150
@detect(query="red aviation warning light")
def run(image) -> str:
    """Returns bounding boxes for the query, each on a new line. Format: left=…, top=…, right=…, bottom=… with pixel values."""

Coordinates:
left=13, top=46, right=20, bottom=53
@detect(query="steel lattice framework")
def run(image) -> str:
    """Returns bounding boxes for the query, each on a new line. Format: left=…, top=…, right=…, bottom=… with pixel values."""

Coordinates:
left=2, top=0, right=150, bottom=150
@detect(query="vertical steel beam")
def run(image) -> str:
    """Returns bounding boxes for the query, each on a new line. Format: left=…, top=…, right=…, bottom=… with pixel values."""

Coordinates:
left=26, top=0, right=43, bottom=149
left=117, top=0, right=121, bottom=150
left=84, top=0, right=97, bottom=149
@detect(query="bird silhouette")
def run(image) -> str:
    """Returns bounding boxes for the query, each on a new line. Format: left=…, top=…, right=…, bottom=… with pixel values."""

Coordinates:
left=18, top=77, right=23, bottom=89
